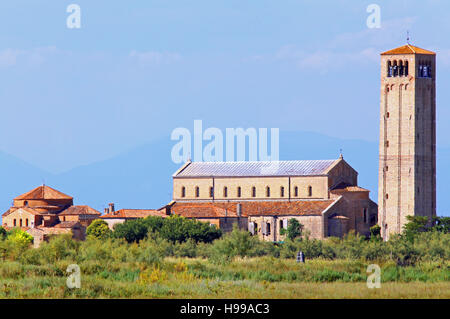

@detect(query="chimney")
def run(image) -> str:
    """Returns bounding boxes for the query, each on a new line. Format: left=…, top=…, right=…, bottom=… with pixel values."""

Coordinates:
left=237, top=203, right=242, bottom=217
left=109, top=203, right=115, bottom=213
left=104, top=207, right=109, bottom=215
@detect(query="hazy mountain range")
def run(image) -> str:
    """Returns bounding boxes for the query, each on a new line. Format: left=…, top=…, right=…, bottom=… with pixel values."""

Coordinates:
left=1, top=130, right=449, bottom=222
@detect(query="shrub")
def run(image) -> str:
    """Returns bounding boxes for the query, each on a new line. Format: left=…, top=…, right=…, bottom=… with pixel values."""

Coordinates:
left=7, top=228, right=33, bottom=247
left=86, top=219, right=112, bottom=240
left=370, top=224, right=381, bottom=240
left=0, top=226, right=7, bottom=240
left=159, top=215, right=221, bottom=243
left=402, top=215, right=429, bottom=241
left=208, top=227, right=265, bottom=263
left=113, top=219, right=149, bottom=243
left=286, top=219, right=303, bottom=241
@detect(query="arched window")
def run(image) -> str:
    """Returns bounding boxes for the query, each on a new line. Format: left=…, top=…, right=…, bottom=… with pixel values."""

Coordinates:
left=399, top=60, right=404, bottom=76
left=280, top=186, right=284, bottom=197
left=387, top=60, right=392, bottom=77
left=237, top=187, right=241, bottom=197
left=266, top=186, right=270, bottom=197
left=25, top=218, right=29, bottom=227
left=181, top=186, right=186, bottom=198
left=223, top=187, right=228, bottom=197
left=308, top=186, right=312, bottom=197
left=13, top=219, right=16, bottom=227
left=24, top=200, right=28, bottom=207
left=195, top=186, right=200, bottom=198
left=419, top=63, right=423, bottom=77
left=209, top=187, right=214, bottom=198
left=294, top=186, right=298, bottom=197
left=20, top=219, right=23, bottom=227
left=404, top=60, right=409, bottom=76
left=393, top=61, right=398, bottom=77
left=252, top=186, right=256, bottom=197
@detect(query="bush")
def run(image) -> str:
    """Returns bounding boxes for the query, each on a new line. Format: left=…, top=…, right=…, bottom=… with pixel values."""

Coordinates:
left=286, top=219, right=303, bottom=241
left=0, top=226, right=7, bottom=240
left=7, top=228, right=33, bottom=247
left=86, top=219, right=112, bottom=240
left=159, top=215, right=222, bottom=243
left=113, top=219, right=149, bottom=243
left=208, top=227, right=267, bottom=263
left=402, top=215, right=429, bottom=241
left=370, top=224, right=381, bottom=240
left=112, top=215, right=221, bottom=244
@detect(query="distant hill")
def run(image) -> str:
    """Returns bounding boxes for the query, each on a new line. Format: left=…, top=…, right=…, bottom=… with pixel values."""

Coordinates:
left=1, top=131, right=449, bottom=223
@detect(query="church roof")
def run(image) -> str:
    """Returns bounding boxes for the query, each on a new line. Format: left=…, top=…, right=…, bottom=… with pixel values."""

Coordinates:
left=171, top=199, right=339, bottom=218
left=101, top=209, right=167, bottom=219
left=59, top=205, right=101, bottom=216
left=174, top=159, right=339, bottom=178
left=14, top=185, right=73, bottom=200
left=381, top=44, right=435, bottom=55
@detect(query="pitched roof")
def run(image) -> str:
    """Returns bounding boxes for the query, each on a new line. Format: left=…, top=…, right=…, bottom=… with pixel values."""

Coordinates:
left=54, top=221, right=81, bottom=228
left=101, top=209, right=168, bottom=219
left=14, top=185, right=73, bottom=200
left=331, top=182, right=369, bottom=193
left=174, top=160, right=338, bottom=178
left=59, top=205, right=101, bottom=216
left=2, top=207, right=41, bottom=217
left=171, top=200, right=338, bottom=218
left=381, top=44, right=435, bottom=55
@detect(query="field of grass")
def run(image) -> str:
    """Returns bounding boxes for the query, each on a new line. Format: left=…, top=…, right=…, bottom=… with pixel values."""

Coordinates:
left=1, top=257, right=448, bottom=298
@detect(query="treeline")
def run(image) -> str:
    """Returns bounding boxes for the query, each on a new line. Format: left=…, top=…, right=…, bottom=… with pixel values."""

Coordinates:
left=0, top=215, right=448, bottom=267
left=86, top=215, right=222, bottom=243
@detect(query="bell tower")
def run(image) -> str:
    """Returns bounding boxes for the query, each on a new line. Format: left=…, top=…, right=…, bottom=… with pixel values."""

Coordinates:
left=378, top=44, right=436, bottom=240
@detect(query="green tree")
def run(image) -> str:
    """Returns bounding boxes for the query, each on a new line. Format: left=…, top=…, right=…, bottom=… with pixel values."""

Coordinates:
left=7, top=228, right=33, bottom=246
left=432, top=216, right=450, bottom=234
left=286, top=219, right=303, bottom=240
left=402, top=215, right=429, bottom=241
left=159, top=215, right=221, bottom=243
left=113, top=219, right=149, bottom=243
left=370, top=224, right=381, bottom=240
left=0, top=226, right=6, bottom=240
left=86, top=219, right=112, bottom=240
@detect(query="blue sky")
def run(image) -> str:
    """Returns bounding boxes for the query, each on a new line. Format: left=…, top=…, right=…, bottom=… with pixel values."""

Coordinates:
left=0, top=0, right=449, bottom=172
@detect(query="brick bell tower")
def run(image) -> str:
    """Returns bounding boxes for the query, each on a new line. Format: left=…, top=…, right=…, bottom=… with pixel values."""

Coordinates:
left=378, top=43, right=436, bottom=240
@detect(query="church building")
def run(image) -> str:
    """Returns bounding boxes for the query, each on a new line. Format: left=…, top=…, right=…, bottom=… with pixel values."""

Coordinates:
left=167, top=156, right=378, bottom=240
left=1, top=185, right=101, bottom=246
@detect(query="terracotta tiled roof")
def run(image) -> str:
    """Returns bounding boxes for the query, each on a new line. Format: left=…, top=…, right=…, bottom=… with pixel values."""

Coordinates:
left=381, top=44, right=435, bottom=55
left=340, top=186, right=369, bottom=192
left=2, top=209, right=11, bottom=217
left=54, top=221, right=81, bottom=228
left=331, top=183, right=369, bottom=193
left=101, top=209, right=168, bottom=219
left=14, top=185, right=73, bottom=200
left=2, top=207, right=41, bottom=217
left=59, top=205, right=101, bottom=216
left=171, top=200, right=338, bottom=218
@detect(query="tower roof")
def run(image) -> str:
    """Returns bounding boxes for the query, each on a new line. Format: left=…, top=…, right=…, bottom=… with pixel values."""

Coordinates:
left=14, top=185, right=73, bottom=200
left=381, top=44, right=435, bottom=56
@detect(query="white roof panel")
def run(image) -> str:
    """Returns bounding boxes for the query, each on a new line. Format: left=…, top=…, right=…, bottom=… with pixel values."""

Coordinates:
left=174, top=160, right=337, bottom=177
